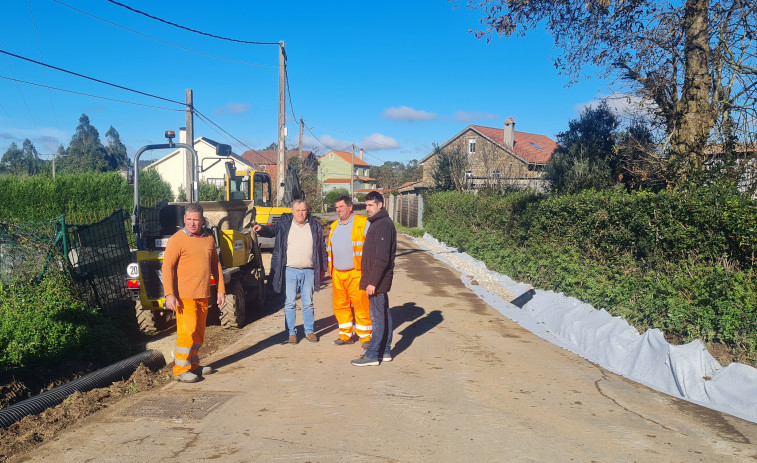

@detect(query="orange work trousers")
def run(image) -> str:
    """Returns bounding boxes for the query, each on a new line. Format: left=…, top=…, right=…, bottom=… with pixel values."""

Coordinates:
left=173, top=298, right=208, bottom=377
left=331, top=268, right=371, bottom=344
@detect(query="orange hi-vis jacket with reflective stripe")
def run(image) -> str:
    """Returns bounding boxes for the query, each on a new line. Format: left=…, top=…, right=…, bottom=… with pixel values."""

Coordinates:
left=327, top=213, right=367, bottom=274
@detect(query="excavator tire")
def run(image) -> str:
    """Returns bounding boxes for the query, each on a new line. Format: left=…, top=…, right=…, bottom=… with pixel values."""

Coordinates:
left=220, top=280, right=245, bottom=328
left=135, top=301, right=164, bottom=334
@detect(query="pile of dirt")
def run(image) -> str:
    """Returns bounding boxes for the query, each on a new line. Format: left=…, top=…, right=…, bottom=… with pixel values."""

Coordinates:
left=0, top=324, right=246, bottom=462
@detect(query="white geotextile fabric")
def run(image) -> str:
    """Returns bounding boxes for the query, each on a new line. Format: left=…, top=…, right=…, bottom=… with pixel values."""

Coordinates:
left=414, top=234, right=757, bottom=424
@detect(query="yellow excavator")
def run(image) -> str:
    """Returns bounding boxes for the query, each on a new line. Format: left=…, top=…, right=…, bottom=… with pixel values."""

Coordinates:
left=126, top=131, right=267, bottom=333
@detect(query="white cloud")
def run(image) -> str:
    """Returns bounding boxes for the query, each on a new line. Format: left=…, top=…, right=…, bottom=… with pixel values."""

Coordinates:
left=575, top=93, right=657, bottom=120
left=303, top=132, right=400, bottom=152
left=455, top=110, right=498, bottom=122
left=213, top=102, right=251, bottom=116
left=361, top=133, right=400, bottom=150
left=382, top=106, right=437, bottom=121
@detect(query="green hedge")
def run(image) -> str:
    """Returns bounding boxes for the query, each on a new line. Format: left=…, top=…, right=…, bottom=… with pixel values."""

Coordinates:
left=0, top=270, right=131, bottom=371
left=424, top=189, right=757, bottom=363
left=0, top=171, right=173, bottom=222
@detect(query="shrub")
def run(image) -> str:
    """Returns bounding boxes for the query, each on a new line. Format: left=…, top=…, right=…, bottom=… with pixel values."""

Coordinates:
left=424, top=188, right=757, bottom=364
left=0, top=270, right=131, bottom=371
left=324, top=188, right=350, bottom=205
left=0, top=171, right=173, bottom=222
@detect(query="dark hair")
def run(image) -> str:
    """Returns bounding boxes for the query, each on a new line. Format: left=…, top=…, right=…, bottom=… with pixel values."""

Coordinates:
left=335, top=195, right=352, bottom=207
left=365, top=191, right=384, bottom=205
left=185, top=203, right=204, bottom=215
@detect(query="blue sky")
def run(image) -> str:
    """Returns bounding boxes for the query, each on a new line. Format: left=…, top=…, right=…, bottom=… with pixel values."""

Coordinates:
left=1, top=0, right=611, bottom=166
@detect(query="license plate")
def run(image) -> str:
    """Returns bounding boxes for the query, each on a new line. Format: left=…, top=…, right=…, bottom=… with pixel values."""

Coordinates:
left=155, top=238, right=169, bottom=248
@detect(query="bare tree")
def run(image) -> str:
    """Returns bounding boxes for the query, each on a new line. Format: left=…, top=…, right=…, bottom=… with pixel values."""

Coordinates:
left=431, top=145, right=468, bottom=192
left=462, top=0, right=757, bottom=181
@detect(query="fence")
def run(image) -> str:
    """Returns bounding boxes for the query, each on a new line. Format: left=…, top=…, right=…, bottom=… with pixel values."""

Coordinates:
left=0, top=209, right=140, bottom=314
left=387, top=191, right=424, bottom=229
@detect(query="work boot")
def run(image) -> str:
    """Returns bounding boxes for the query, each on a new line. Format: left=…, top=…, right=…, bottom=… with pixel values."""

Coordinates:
left=174, top=371, right=199, bottom=383
left=306, top=333, right=319, bottom=343
left=288, top=334, right=298, bottom=344
left=192, top=366, right=215, bottom=376
left=351, top=355, right=379, bottom=367
left=333, top=338, right=354, bottom=346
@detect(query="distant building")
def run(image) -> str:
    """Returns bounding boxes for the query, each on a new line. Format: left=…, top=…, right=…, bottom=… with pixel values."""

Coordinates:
left=419, top=118, right=557, bottom=192
left=318, top=150, right=378, bottom=196
left=240, top=149, right=317, bottom=201
left=145, top=128, right=254, bottom=199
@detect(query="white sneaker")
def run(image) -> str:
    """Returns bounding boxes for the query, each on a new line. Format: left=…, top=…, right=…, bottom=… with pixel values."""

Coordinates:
left=193, top=366, right=215, bottom=375
left=174, top=371, right=199, bottom=383
left=382, top=352, right=392, bottom=362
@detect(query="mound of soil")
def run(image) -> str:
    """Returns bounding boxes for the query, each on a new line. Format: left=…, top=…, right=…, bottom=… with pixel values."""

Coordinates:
left=0, top=324, right=245, bottom=462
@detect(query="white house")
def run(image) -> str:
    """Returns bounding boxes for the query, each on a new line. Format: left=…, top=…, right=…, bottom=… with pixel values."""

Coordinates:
left=145, top=128, right=256, bottom=199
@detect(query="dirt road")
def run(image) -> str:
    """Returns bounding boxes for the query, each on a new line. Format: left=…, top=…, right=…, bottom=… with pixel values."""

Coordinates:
left=8, top=234, right=756, bottom=462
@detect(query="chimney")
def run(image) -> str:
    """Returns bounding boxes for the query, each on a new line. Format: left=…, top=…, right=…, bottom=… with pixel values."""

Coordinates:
left=503, top=117, right=515, bottom=150
left=179, top=127, right=187, bottom=144
left=359, top=148, right=364, bottom=160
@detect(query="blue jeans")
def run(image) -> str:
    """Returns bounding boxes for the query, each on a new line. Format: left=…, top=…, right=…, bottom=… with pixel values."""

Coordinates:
left=365, top=293, right=392, bottom=360
left=285, top=267, right=315, bottom=335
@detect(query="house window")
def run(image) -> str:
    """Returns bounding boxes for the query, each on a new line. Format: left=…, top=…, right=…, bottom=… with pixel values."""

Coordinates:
left=329, top=153, right=334, bottom=160
left=468, top=139, right=476, bottom=155
left=492, top=171, right=502, bottom=180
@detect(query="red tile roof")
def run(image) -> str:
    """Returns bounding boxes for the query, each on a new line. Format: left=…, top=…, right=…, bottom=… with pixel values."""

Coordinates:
left=323, top=178, right=352, bottom=184
left=319, top=150, right=371, bottom=167
left=471, top=125, right=556, bottom=164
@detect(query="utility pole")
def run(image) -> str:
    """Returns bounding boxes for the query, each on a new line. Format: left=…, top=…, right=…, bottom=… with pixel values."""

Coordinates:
left=185, top=89, right=194, bottom=202
left=298, top=118, right=303, bottom=160
left=351, top=143, right=355, bottom=200
left=277, top=41, right=287, bottom=206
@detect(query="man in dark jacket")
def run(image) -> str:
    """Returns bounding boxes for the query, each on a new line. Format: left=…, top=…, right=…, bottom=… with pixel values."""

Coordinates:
left=352, top=191, right=397, bottom=366
left=253, top=200, right=327, bottom=344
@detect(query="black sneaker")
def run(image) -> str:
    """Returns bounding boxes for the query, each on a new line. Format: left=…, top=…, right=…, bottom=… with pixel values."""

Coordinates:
left=351, top=355, right=379, bottom=367
left=333, top=338, right=355, bottom=345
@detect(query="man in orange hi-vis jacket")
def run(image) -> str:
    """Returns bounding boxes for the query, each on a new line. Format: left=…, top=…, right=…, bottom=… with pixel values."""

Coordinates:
left=327, top=195, right=371, bottom=347
left=162, top=203, right=225, bottom=383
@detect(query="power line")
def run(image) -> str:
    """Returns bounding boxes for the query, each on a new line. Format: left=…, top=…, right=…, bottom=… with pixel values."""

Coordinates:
left=28, top=0, right=63, bottom=147
left=0, top=42, right=44, bottom=146
left=0, top=75, right=184, bottom=111
left=284, top=63, right=298, bottom=122
left=106, top=0, right=279, bottom=45
left=0, top=49, right=186, bottom=106
left=53, top=0, right=277, bottom=67
left=193, top=109, right=277, bottom=165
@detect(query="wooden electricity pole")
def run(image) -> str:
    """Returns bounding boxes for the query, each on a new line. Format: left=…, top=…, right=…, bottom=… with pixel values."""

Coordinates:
left=351, top=143, right=355, bottom=199
left=298, top=118, right=303, bottom=159
left=186, top=89, right=194, bottom=202
left=277, top=41, right=287, bottom=206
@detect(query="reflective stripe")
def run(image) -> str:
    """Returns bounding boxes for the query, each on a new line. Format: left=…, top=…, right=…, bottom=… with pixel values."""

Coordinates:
left=355, top=323, right=372, bottom=331
left=338, top=322, right=354, bottom=329
left=352, top=241, right=364, bottom=246
left=174, top=358, right=191, bottom=366
left=353, top=251, right=362, bottom=256
left=175, top=346, right=192, bottom=355
left=192, top=344, right=202, bottom=351
left=357, top=332, right=371, bottom=339
left=189, top=355, right=199, bottom=364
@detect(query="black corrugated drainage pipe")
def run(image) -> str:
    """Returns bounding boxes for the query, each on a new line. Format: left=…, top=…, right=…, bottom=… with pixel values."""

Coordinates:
left=0, top=350, right=165, bottom=428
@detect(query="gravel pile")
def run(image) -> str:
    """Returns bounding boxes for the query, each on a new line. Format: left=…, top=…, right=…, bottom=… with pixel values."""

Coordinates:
left=412, top=234, right=515, bottom=302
